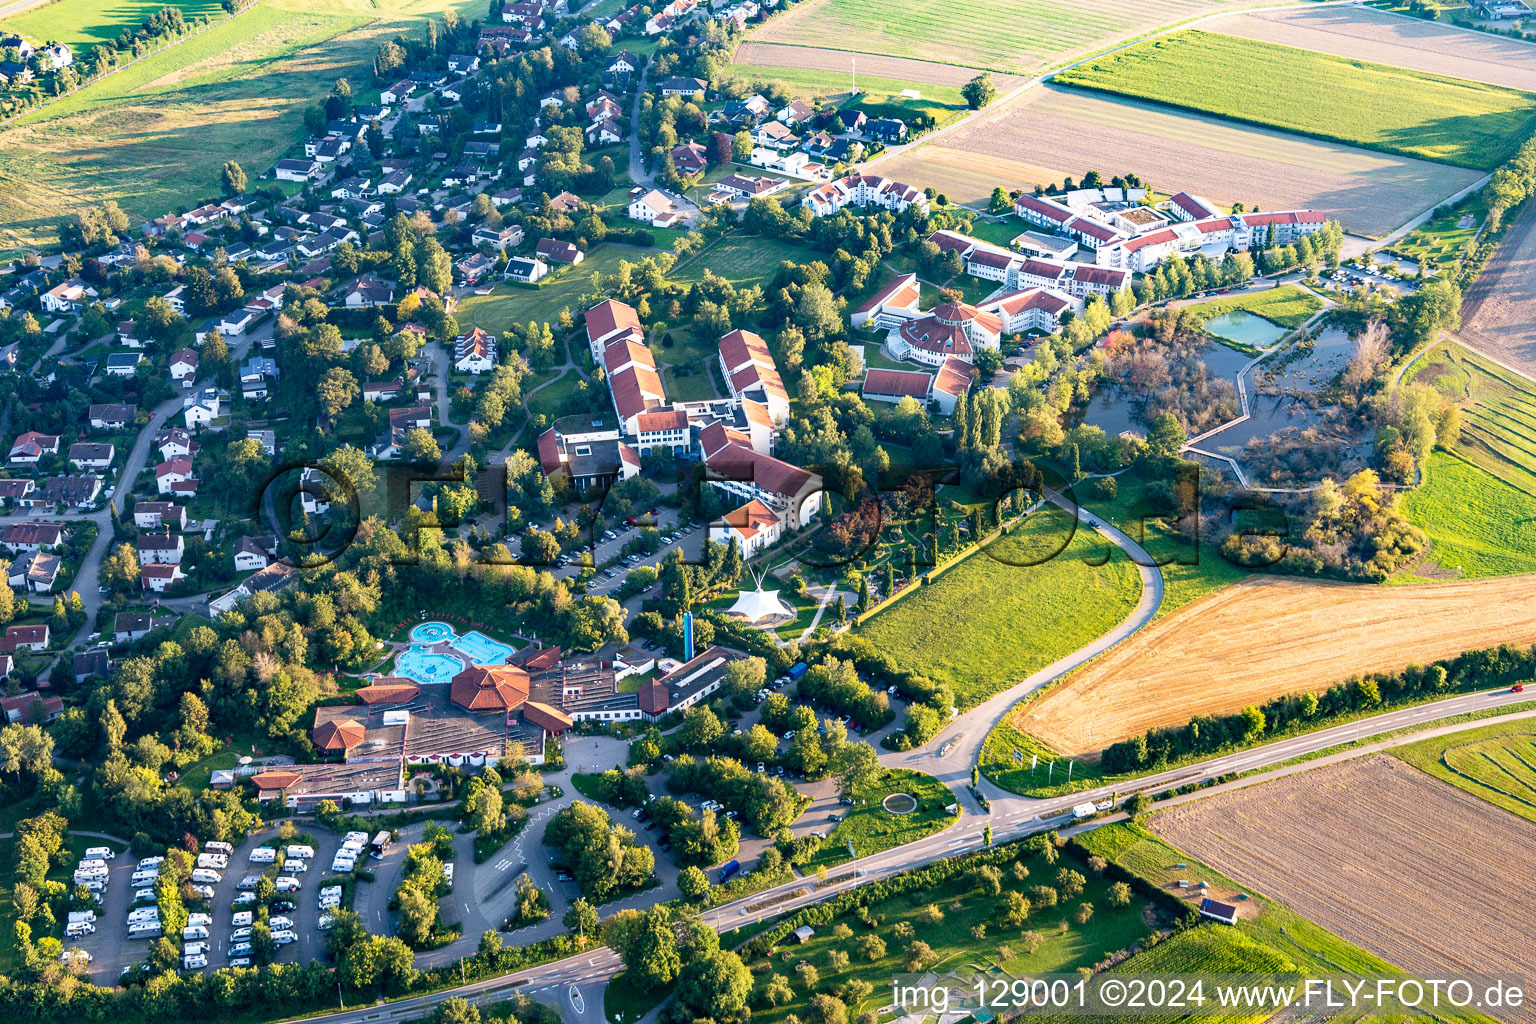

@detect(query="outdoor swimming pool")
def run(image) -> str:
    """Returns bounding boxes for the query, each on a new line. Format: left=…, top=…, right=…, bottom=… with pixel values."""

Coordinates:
left=455, top=630, right=515, bottom=665
left=405, top=621, right=516, bottom=668
left=394, top=645, right=465, bottom=685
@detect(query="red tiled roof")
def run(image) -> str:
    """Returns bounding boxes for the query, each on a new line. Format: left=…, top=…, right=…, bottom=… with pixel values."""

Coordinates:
left=537, top=427, right=563, bottom=475
left=450, top=664, right=530, bottom=712
left=855, top=273, right=921, bottom=316
left=721, top=498, right=779, bottom=540
left=355, top=682, right=421, bottom=705
left=251, top=769, right=303, bottom=791
left=522, top=700, right=574, bottom=733
left=313, top=718, right=367, bottom=751
left=862, top=369, right=932, bottom=399
left=636, top=408, right=688, bottom=433
left=610, top=365, right=666, bottom=421
left=933, top=357, right=974, bottom=398
left=707, top=443, right=813, bottom=499
left=639, top=679, right=669, bottom=715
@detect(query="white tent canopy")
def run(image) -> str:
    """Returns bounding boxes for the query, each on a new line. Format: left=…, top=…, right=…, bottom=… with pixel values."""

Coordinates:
left=727, top=586, right=792, bottom=623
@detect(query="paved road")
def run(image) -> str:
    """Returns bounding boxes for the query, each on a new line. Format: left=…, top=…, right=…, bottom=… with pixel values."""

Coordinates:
left=878, top=487, right=1164, bottom=809
left=289, top=688, right=1536, bottom=1024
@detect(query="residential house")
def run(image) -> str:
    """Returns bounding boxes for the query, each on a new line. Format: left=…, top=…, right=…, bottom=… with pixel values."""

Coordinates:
left=535, top=238, right=584, bottom=264
left=344, top=274, right=396, bottom=308
left=0, top=522, right=66, bottom=553
left=154, top=428, right=194, bottom=461
left=141, top=563, right=184, bottom=592
left=657, top=76, right=707, bottom=97
left=113, top=612, right=177, bottom=644
left=472, top=223, right=524, bottom=251
left=183, top=387, right=223, bottom=429
left=41, top=279, right=90, bottom=314
left=8, top=432, right=59, bottom=466
left=134, top=501, right=188, bottom=531
left=627, top=189, right=683, bottom=227
left=274, top=158, right=321, bottom=182
left=233, top=535, right=276, bottom=571
left=505, top=256, right=549, bottom=284
left=67, top=443, right=114, bottom=471
left=455, top=253, right=497, bottom=284
left=137, top=531, right=185, bottom=566
left=671, top=140, right=708, bottom=176
left=219, top=310, right=255, bottom=337
left=105, top=353, right=144, bottom=377
left=155, top=458, right=195, bottom=495
left=455, top=328, right=498, bottom=374
left=169, top=348, right=199, bottom=387
left=6, top=551, right=61, bottom=593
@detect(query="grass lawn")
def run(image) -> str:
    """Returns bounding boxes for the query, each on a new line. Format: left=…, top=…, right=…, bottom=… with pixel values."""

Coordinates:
left=856, top=506, right=1142, bottom=709
left=0, top=0, right=488, bottom=251
left=1182, top=284, right=1326, bottom=329
left=178, top=750, right=239, bottom=793
left=603, top=971, right=665, bottom=1024
left=1407, top=341, right=1536, bottom=496
left=746, top=844, right=1155, bottom=1024
left=1400, top=451, right=1536, bottom=578
left=457, top=245, right=640, bottom=333
left=526, top=370, right=587, bottom=421
left=1394, top=717, right=1536, bottom=825
left=1395, top=194, right=1486, bottom=273
left=0, top=0, right=225, bottom=54
left=671, top=233, right=808, bottom=290
left=808, top=768, right=956, bottom=868
left=1054, top=31, right=1536, bottom=171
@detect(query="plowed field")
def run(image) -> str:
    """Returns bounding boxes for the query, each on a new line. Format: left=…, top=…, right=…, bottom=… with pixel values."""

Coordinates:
left=1153, top=755, right=1536, bottom=1018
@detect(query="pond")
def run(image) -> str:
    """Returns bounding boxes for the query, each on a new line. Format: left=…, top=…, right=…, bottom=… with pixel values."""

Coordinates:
left=1079, top=341, right=1252, bottom=438
left=1203, top=311, right=1289, bottom=348
left=1198, top=395, right=1325, bottom=450
left=1261, top=327, right=1353, bottom=396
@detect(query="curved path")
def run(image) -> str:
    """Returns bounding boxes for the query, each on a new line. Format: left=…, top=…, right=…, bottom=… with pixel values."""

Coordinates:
left=876, top=486, right=1164, bottom=808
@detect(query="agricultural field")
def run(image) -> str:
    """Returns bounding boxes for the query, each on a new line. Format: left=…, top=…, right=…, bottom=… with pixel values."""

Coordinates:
left=745, top=848, right=1156, bottom=1024
left=1395, top=717, right=1536, bottom=825
left=1400, top=453, right=1536, bottom=578
left=745, top=0, right=1262, bottom=77
left=1458, top=201, right=1536, bottom=376
left=0, top=0, right=224, bottom=54
left=1406, top=341, right=1536, bottom=495
left=1012, top=573, right=1536, bottom=756
left=1182, top=285, right=1325, bottom=330
left=874, top=86, right=1480, bottom=238
left=1054, top=32, right=1536, bottom=171
left=731, top=45, right=1020, bottom=92
left=1152, top=755, right=1536, bottom=989
left=856, top=506, right=1143, bottom=709
left=1208, top=5, right=1536, bottom=94
left=0, top=0, right=484, bottom=252
left=808, top=768, right=955, bottom=867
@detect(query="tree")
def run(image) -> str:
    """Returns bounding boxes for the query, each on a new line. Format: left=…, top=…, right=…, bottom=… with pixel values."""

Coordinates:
left=828, top=742, right=880, bottom=796
left=403, top=428, right=442, bottom=462
left=1146, top=411, right=1186, bottom=459
left=988, top=186, right=1012, bottom=214
left=675, top=951, right=753, bottom=1023
left=857, top=933, right=885, bottom=961
left=397, top=884, right=438, bottom=947
left=564, top=897, right=599, bottom=940
left=1122, top=791, right=1149, bottom=819
left=961, top=73, right=997, bottom=109
left=1106, top=881, right=1132, bottom=908
left=323, top=443, right=378, bottom=495
left=317, top=367, right=359, bottom=419
left=764, top=974, right=794, bottom=1006
left=221, top=160, right=247, bottom=196
left=678, top=864, right=710, bottom=903
left=731, top=129, right=753, bottom=162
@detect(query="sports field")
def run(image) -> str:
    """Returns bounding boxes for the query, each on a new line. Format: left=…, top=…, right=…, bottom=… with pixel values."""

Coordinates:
left=856, top=507, right=1142, bottom=709
left=0, top=0, right=224, bottom=54
left=874, top=86, right=1480, bottom=238
left=1153, top=755, right=1536, bottom=995
left=1406, top=341, right=1536, bottom=495
left=1054, top=31, right=1536, bottom=171
left=1012, top=573, right=1536, bottom=756
left=1209, top=5, right=1536, bottom=94
left=1396, top=717, right=1536, bottom=826
left=0, top=0, right=482, bottom=251
left=746, top=0, right=1258, bottom=77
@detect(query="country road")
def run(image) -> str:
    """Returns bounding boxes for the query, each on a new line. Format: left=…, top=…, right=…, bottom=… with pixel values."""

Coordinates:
left=287, top=684, right=1536, bottom=1024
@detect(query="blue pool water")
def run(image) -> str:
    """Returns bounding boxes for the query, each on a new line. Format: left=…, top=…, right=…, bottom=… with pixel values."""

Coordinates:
left=455, top=630, right=515, bottom=665
left=410, top=621, right=454, bottom=644
left=394, top=645, right=465, bottom=685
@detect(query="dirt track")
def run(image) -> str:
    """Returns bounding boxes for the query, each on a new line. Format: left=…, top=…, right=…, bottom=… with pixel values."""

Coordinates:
left=1154, top=756, right=1536, bottom=1022
left=1459, top=201, right=1536, bottom=377
left=733, top=43, right=1024, bottom=90
left=1016, top=573, right=1536, bottom=755
left=1210, top=6, right=1536, bottom=93
left=876, top=86, right=1479, bottom=236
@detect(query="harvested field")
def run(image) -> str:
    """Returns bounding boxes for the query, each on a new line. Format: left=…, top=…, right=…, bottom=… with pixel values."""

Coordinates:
left=732, top=43, right=1024, bottom=90
left=1153, top=755, right=1536, bottom=1011
left=873, top=86, right=1480, bottom=237
left=1014, top=573, right=1536, bottom=756
left=1460, top=201, right=1536, bottom=376
left=1210, top=6, right=1536, bottom=94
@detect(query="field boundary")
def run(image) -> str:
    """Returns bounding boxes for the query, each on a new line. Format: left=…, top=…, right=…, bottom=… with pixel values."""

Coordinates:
left=0, top=1, right=258, bottom=130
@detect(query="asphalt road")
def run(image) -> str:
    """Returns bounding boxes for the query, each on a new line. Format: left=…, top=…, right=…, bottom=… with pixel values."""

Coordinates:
left=284, top=685, right=1536, bottom=1024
